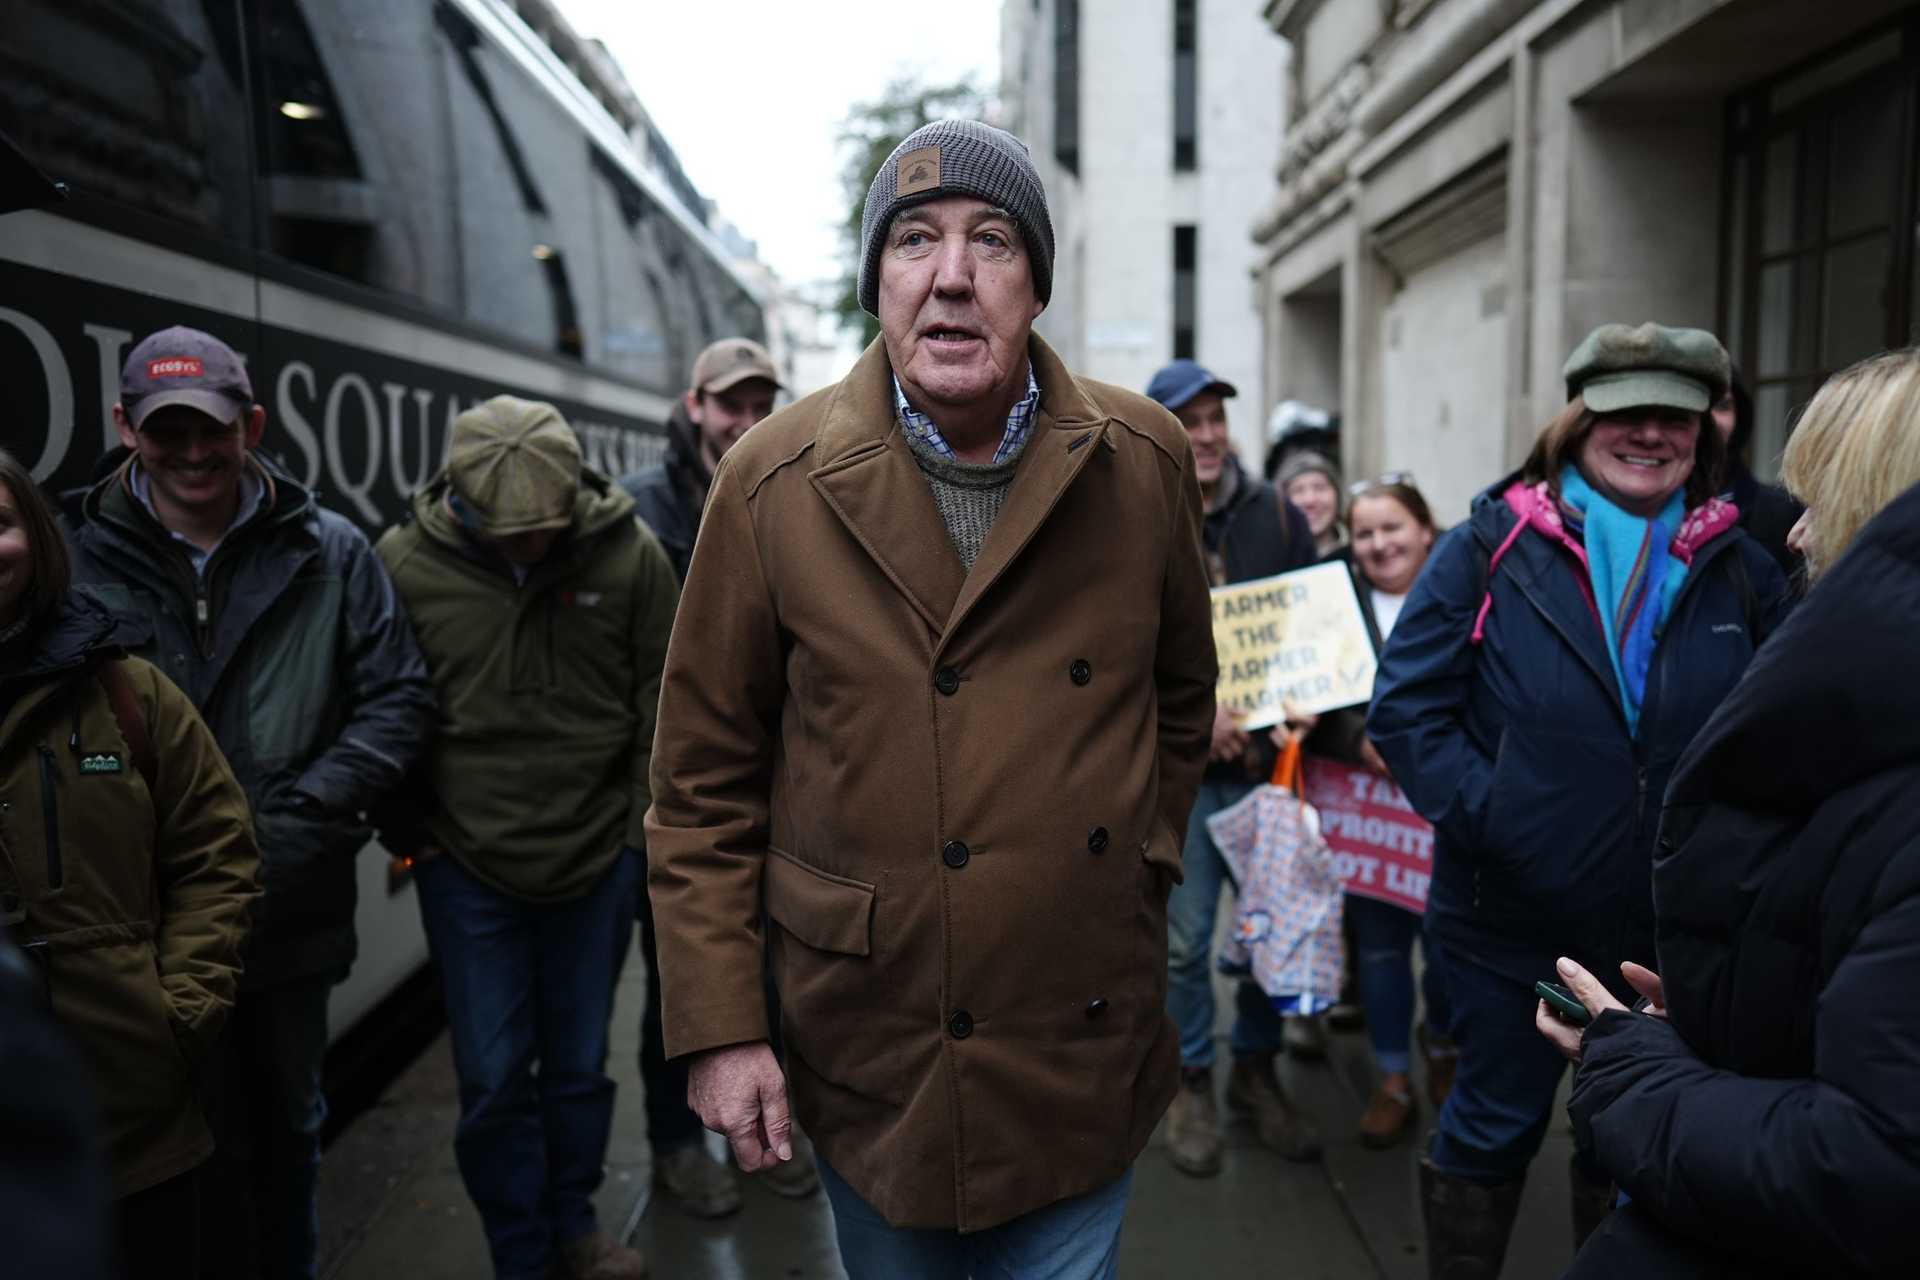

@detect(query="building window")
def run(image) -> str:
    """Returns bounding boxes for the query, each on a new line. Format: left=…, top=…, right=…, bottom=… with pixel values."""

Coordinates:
left=1722, top=20, right=1917, bottom=477
left=1174, top=225, right=1197, bottom=359
left=1174, top=0, right=1197, bottom=171
left=1055, top=0, right=1080, bottom=175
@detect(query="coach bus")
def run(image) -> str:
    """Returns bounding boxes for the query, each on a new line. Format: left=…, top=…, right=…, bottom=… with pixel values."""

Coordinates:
left=2, top=0, right=767, bottom=1108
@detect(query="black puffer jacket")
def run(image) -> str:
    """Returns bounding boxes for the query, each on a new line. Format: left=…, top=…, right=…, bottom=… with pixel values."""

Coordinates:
left=64, top=455, right=432, bottom=987
left=620, top=402, right=707, bottom=584
left=1567, top=482, right=1920, bottom=1279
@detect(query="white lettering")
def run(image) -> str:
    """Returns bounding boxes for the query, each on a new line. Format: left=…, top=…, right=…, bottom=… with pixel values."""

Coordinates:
left=81, top=323, right=133, bottom=453
left=323, top=372, right=382, bottom=523
left=1, top=307, right=73, bottom=482
left=383, top=381, right=436, bottom=497
left=274, top=362, right=323, bottom=487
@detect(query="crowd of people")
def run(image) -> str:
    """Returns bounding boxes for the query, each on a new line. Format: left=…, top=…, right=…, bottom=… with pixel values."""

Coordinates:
left=5, top=112, right=1919, bottom=1280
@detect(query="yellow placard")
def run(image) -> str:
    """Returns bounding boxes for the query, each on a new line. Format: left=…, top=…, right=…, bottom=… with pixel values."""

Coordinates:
left=1211, top=562, right=1377, bottom=729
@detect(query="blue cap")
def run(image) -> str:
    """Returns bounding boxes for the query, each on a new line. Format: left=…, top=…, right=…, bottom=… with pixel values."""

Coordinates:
left=1145, top=359, right=1237, bottom=412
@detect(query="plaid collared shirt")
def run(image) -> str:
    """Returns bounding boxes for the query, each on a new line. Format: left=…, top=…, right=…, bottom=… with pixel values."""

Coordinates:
left=892, top=367, right=1040, bottom=466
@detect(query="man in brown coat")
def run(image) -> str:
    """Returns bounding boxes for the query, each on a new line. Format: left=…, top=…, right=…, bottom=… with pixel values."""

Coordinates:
left=645, top=119, right=1217, bottom=1277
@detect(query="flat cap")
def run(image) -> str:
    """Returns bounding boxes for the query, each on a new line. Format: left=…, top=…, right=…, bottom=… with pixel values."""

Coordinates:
left=1563, top=322, right=1731, bottom=414
left=446, top=395, right=581, bottom=535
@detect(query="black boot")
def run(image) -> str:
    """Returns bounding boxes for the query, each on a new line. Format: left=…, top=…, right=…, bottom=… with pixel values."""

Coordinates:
left=1420, top=1156, right=1526, bottom=1280
left=1569, top=1153, right=1615, bottom=1254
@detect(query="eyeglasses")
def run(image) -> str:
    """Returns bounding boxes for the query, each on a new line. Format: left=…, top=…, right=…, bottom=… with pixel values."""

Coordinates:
left=1348, top=471, right=1415, bottom=497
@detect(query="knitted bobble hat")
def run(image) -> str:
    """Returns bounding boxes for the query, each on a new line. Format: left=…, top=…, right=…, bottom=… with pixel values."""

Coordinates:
left=856, top=118, right=1055, bottom=316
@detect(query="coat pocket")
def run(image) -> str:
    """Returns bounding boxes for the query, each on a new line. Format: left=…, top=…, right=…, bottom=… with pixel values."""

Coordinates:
left=765, top=848, right=874, bottom=956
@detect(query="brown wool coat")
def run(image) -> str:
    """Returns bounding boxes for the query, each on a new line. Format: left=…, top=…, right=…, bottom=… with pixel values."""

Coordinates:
left=645, top=334, right=1217, bottom=1231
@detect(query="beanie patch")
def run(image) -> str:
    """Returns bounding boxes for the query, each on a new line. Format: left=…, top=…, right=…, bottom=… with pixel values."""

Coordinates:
left=899, top=146, right=941, bottom=196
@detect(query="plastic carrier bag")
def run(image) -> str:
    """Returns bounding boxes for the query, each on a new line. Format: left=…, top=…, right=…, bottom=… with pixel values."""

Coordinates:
left=1205, top=735, right=1346, bottom=1016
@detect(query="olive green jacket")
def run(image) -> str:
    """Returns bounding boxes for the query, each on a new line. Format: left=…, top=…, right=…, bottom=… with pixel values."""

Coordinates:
left=0, top=594, right=260, bottom=1197
left=375, top=469, right=678, bottom=901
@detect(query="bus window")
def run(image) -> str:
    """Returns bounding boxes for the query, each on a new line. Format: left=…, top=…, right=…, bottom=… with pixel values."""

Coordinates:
left=590, top=147, right=675, bottom=389
left=244, top=0, right=460, bottom=309
left=0, top=1, right=254, bottom=246
left=434, top=0, right=596, bottom=363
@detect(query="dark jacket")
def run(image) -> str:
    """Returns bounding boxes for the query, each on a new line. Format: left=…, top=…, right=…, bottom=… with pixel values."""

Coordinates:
left=620, top=401, right=708, bottom=583
left=64, top=456, right=432, bottom=988
left=1565, top=483, right=1920, bottom=1280
left=1726, top=462, right=1804, bottom=584
left=0, top=929, right=113, bottom=1279
left=1367, top=475, right=1791, bottom=997
left=1, top=592, right=259, bottom=1194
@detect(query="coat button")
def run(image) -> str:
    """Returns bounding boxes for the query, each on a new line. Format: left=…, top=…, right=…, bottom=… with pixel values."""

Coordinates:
left=1069, top=659, right=1092, bottom=685
left=1087, top=827, right=1110, bottom=854
left=942, top=840, right=970, bottom=869
left=1086, top=998, right=1109, bottom=1019
left=934, top=666, right=960, bottom=696
left=949, top=1009, right=974, bottom=1039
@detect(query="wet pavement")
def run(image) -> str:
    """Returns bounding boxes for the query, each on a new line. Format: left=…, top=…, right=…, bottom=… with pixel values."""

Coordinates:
left=318, top=907, right=1576, bottom=1279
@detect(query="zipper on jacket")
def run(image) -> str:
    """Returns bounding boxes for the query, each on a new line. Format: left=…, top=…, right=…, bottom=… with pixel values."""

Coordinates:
left=194, top=582, right=213, bottom=655
left=37, top=747, right=64, bottom=895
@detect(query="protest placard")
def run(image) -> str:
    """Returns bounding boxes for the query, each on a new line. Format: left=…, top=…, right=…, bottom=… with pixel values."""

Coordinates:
left=1210, top=562, right=1376, bottom=728
left=1301, top=755, right=1433, bottom=914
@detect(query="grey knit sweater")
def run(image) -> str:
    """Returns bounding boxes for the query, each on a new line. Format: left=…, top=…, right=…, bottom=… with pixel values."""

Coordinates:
left=901, top=429, right=1029, bottom=572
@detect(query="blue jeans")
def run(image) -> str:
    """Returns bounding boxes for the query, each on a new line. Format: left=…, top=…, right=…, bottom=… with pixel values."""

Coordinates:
left=415, top=849, right=640, bottom=1279
left=1427, top=942, right=1601, bottom=1185
left=819, top=1155, right=1132, bottom=1280
left=201, top=968, right=337, bottom=1280
left=1167, top=777, right=1285, bottom=1068
left=1346, top=894, right=1452, bottom=1074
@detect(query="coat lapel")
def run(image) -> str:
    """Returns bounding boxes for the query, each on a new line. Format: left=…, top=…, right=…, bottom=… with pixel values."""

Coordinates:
left=936, top=335, right=1109, bottom=654
left=808, top=338, right=968, bottom=634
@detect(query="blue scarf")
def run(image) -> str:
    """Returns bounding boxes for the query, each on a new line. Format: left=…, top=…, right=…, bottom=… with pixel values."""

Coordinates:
left=1558, top=466, right=1688, bottom=735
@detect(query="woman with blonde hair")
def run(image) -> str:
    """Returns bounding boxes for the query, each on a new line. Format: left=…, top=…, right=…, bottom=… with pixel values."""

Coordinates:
left=1541, top=347, right=1920, bottom=1277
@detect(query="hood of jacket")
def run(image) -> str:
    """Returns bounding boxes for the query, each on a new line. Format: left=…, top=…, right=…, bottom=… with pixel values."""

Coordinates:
left=409, top=461, right=635, bottom=560
left=0, top=590, right=148, bottom=692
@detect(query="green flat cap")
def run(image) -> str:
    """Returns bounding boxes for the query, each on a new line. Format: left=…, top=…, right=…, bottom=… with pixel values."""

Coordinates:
left=446, top=395, right=582, bottom=535
left=1563, top=322, right=1730, bottom=414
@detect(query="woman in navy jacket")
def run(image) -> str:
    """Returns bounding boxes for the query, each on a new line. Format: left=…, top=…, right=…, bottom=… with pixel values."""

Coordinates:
left=1367, top=323, right=1791, bottom=1277
left=1542, top=348, right=1920, bottom=1278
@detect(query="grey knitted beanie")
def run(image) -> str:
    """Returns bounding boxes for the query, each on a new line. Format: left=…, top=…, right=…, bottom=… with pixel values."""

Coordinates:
left=857, top=119, right=1055, bottom=316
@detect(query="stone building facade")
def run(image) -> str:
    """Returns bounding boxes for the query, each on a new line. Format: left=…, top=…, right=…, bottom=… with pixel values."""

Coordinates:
left=1003, top=0, right=1288, bottom=463
left=1255, top=0, right=1920, bottom=523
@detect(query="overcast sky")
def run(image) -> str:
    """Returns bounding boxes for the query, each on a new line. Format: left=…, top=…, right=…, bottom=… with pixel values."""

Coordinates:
left=556, top=1, right=1003, bottom=292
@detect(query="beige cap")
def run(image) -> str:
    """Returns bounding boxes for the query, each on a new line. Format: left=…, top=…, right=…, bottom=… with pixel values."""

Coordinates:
left=446, top=395, right=582, bottom=535
left=690, top=338, right=782, bottom=396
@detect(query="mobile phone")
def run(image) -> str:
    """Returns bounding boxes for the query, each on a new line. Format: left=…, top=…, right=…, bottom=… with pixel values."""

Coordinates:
left=1534, top=980, right=1592, bottom=1027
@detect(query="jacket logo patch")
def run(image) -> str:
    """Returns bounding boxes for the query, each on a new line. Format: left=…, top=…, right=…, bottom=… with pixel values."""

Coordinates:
left=898, top=146, right=941, bottom=196
left=147, top=357, right=204, bottom=378
left=1711, top=623, right=1744, bottom=635
left=561, top=590, right=602, bottom=607
left=79, top=753, right=124, bottom=775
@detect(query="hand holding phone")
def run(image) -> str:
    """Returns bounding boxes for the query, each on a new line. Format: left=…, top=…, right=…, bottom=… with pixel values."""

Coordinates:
left=1534, top=980, right=1592, bottom=1027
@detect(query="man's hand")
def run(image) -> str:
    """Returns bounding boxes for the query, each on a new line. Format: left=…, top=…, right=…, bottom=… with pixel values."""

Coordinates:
left=686, top=1040, right=794, bottom=1173
left=1209, top=705, right=1250, bottom=762
left=1358, top=737, right=1392, bottom=778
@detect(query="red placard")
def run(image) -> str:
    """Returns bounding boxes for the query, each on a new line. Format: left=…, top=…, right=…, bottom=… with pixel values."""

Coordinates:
left=1301, top=755, right=1433, bottom=914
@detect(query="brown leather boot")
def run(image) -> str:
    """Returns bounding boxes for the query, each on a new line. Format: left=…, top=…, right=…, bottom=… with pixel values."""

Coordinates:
left=1226, top=1053, right=1322, bottom=1162
left=1164, top=1067, right=1223, bottom=1177
left=1357, top=1075, right=1418, bottom=1149
left=559, top=1229, right=647, bottom=1280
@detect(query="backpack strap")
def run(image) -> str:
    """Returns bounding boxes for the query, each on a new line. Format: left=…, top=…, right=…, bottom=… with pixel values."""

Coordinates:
left=93, top=659, right=158, bottom=796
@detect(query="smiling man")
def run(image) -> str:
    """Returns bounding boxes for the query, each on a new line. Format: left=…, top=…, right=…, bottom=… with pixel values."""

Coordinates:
left=63, top=325, right=432, bottom=1280
left=644, top=119, right=1219, bottom=1278
left=1142, top=359, right=1319, bottom=1180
